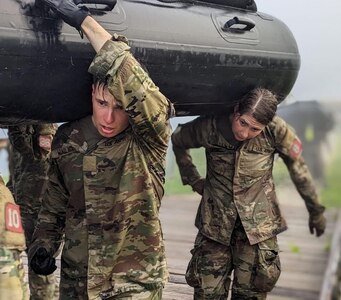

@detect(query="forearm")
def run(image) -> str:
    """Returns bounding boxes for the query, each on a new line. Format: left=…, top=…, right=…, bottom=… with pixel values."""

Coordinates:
left=173, top=144, right=202, bottom=186
left=81, top=16, right=112, bottom=53
left=32, top=209, right=65, bottom=255
left=31, top=162, right=67, bottom=254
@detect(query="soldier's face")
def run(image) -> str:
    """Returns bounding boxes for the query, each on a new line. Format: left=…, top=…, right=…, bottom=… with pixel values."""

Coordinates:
left=231, top=112, right=265, bottom=141
left=91, top=83, right=129, bottom=138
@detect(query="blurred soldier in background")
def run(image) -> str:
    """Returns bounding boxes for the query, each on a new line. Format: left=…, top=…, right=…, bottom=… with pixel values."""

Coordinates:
left=277, top=100, right=335, bottom=184
left=7, top=124, right=58, bottom=300
left=0, top=134, right=29, bottom=300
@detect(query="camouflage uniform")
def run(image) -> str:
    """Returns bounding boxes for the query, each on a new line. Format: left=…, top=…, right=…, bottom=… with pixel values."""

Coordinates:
left=0, top=176, right=29, bottom=300
left=7, top=124, right=58, bottom=300
left=172, top=115, right=325, bottom=299
left=30, top=37, right=174, bottom=300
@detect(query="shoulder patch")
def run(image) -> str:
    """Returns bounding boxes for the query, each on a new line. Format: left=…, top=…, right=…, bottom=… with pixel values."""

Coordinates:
left=5, top=203, right=24, bottom=233
left=288, top=137, right=302, bottom=159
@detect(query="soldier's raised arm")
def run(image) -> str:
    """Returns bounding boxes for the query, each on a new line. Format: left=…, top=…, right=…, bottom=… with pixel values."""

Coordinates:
left=41, top=0, right=174, bottom=149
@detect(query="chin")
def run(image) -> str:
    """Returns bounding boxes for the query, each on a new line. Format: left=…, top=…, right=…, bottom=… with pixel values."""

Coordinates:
left=102, top=132, right=115, bottom=138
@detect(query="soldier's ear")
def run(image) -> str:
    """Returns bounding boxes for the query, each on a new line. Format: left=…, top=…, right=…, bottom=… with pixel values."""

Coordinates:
left=91, top=84, right=96, bottom=96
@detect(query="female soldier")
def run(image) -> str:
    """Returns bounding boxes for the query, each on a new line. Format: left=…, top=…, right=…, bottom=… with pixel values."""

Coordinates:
left=172, top=88, right=326, bottom=299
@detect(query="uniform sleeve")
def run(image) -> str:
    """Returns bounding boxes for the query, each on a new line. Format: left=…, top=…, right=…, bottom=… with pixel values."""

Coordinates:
left=7, top=125, right=34, bottom=157
left=30, top=157, right=68, bottom=256
left=88, top=38, right=174, bottom=153
left=272, top=116, right=325, bottom=215
left=35, top=123, right=58, bottom=136
left=171, top=117, right=210, bottom=186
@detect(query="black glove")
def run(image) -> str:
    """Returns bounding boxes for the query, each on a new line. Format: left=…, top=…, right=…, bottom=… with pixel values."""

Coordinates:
left=30, top=247, right=57, bottom=275
left=40, top=0, right=90, bottom=29
left=309, top=212, right=326, bottom=237
left=191, top=178, right=205, bottom=196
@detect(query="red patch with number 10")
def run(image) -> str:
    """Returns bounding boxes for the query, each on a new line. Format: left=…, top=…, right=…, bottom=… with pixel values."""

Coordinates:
left=5, top=203, right=24, bottom=233
left=289, top=137, right=302, bottom=159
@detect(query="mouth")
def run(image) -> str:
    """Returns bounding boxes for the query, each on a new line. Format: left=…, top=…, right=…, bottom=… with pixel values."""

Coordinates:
left=235, top=134, right=245, bottom=141
left=101, top=125, right=114, bottom=135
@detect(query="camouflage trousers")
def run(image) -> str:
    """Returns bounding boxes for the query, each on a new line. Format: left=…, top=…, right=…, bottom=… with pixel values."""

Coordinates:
left=28, top=268, right=58, bottom=300
left=59, top=270, right=163, bottom=300
left=105, top=285, right=163, bottom=300
left=0, top=247, right=29, bottom=300
left=186, top=225, right=281, bottom=299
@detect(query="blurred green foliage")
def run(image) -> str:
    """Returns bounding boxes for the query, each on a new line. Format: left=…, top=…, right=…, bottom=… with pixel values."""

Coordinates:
left=289, top=242, right=301, bottom=254
left=165, top=148, right=206, bottom=196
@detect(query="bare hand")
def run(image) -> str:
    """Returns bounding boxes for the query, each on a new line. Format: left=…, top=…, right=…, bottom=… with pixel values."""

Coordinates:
left=39, top=134, right=53, bottom=151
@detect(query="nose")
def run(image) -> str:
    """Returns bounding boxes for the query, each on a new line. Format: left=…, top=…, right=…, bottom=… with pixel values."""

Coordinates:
left=239, top=128, right=249, bottom=140
left=104, top=108, right=114, bottom=123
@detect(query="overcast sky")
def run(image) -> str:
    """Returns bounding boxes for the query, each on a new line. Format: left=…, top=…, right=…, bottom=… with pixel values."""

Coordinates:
left=256, top=0, right=341, bottom=102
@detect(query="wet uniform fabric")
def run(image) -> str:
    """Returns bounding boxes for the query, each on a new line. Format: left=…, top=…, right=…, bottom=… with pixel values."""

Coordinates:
left=30, top=37, right=174, bottom=300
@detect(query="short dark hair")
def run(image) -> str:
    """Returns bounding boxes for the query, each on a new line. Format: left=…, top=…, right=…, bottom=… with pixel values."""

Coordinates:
left=237, top=88, right=278, bottom=125
left=93, top=76, right=107, bottom=86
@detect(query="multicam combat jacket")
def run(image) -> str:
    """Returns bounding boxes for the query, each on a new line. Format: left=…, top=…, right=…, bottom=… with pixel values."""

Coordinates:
left=31, top=38, right=174, bottom=299
left=0, top=176, right=25, bottom=250
left=0, top=176, right=29, bottom=300
left=172, top=115, right=325, bottom=245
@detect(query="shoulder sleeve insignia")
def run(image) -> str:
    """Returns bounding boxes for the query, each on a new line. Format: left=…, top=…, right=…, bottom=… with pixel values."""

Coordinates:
left=289, top=137, right=302, bottom=159
left=5, top=203, right=24, bottom=233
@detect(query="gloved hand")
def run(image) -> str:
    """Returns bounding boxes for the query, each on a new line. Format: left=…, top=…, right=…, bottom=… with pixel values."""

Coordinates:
left=30, top=247, right=57, bottom=275
left=39, top=0, right=90, bottom=29
left=309, top=212, right=326, bottom=237
left=191, top=178, right=205, bottom=196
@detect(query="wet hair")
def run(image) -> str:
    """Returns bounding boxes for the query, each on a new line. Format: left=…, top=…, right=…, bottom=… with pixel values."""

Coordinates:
left=237, top=88, right=278, bottom=125
left=92, top=76, right=110, bottom=101
left=93, top=76, right=107, bottom=86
